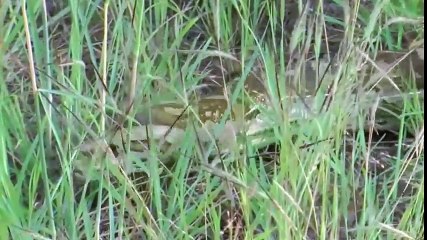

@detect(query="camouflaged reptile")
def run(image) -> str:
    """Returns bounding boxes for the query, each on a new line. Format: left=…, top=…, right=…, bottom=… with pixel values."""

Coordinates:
left=76, top=42, right=424, bottom=176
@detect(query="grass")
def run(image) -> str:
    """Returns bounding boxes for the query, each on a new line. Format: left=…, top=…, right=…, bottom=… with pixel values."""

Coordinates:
left=0, top=0, right=424, bottom=239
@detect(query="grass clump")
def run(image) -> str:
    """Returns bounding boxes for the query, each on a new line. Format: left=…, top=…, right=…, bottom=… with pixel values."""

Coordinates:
left=0, top=0, right=424, bottom=239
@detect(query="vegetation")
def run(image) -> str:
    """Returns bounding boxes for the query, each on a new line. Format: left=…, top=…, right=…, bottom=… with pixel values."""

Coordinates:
left=0, top=0, right=423, bottom=239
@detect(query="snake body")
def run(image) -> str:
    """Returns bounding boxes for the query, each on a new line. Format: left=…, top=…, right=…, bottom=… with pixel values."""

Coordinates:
left=77, top=45, right=424, bottom=175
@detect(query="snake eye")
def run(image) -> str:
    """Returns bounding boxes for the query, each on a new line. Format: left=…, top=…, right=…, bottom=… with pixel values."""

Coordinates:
left=108, top=144, right=120, bottom=157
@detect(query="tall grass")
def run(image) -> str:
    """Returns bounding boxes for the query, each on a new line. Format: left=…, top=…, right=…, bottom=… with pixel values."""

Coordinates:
left=0, top=0, right=423, bottom=239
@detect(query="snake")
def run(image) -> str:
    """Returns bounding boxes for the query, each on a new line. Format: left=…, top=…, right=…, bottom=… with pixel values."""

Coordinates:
left=75, top=43, right=424, bottom=176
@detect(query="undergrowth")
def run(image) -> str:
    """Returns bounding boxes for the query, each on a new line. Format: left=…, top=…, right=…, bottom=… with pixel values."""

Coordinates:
left=0, top=0, right=424, bottom=239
